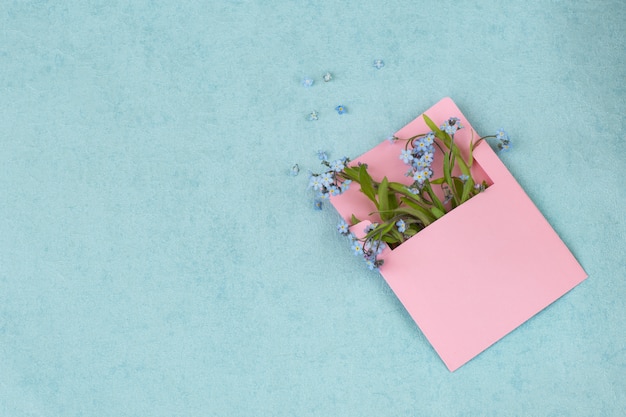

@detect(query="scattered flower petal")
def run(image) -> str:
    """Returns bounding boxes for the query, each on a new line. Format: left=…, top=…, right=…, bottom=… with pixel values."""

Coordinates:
left=323, top=72, right=332, bottom=82
left=335, top=105, right=347, bottom=115
left=308, top=111, right=319, bottom=121
left=301, top=77, right=314, bottom=87
left=373, top=59, right=385, bottom=69
left=290, top=164, right=300, bottom=176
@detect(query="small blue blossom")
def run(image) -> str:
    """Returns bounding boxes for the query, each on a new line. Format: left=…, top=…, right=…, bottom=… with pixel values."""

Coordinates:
left=317, top=150, right=328, bottom=161
left=290, top=164, right=300, bottom=176
left=495, top=128, right=509, bottom=142
left=414, top=158, right=428, bottom=169
left=423, top=132, right=435, bottom=146
left=323, top=72, right=332, bottom=82
left=301, top=77, right=314, bottom=87
left=340, top=179, right=352, bottom=192
left=316, top=191, right=330, bottom=200
left=337, top=220, right=350, bottom=235
left=408, top=187, right=420, bottom=195
left=413, top=170, right=425, bottom=184
left=351, top=240, right=364, bottom=256
left=313, top=199, right=323, bottom=210
left=307, top=111, right=319, bottom=121
left=396, top=219, right=406, bottom=233
left=498, top=141, right=512, bottom=151
left=386, top=135, right=397, bottom=144
left=364, top=258, right=377, bottom=270
left=309, top=175, right=323, bottom=190
left=400, top=149, right=414, bottom=164
left=459, top=174, right=470, bottom=182
left=320, top=171, right=334, bottom=187
left=373, top=59, right=385, bottom=69
left=414, top=138, right=430, bottom=152
left=335, top=105, right=347, bottom=115
left=328, top=185, right=341, bottom=196
left=330, top=159, right=345, bottom=172
left=442, top=117, right=463, bottom=135
left=365, top=239, right=385, bottom=256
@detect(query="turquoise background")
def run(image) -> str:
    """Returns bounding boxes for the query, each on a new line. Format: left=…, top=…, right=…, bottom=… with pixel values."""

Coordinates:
left=1, top=1, right=624, bottom=416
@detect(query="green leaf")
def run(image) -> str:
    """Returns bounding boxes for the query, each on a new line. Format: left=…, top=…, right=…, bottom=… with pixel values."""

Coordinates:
left=400, top=197, right=435, bottom=224
left=358, top=164, right=378, bottom=207
left=365, top=221, right=395, bottom=241
left=423, top=114, right=442, bottom=135
left=424, top=181, right=445, bottom=213
left=395, top=207, right=433, bottom=226
left=460, top=177, right=474, bottom=203
left=350, top=214, right=361, bottom=225
left=378, top=177, right=390, bottom=220
left=430, top=206, right=445, bottom=219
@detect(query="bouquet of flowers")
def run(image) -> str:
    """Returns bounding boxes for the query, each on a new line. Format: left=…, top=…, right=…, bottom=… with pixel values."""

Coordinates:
left=310, top=114, right=511, bottom=270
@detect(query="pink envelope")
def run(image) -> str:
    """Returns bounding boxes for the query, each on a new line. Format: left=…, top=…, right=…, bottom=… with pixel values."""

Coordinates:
left=330, top=97, right=587, bottom=371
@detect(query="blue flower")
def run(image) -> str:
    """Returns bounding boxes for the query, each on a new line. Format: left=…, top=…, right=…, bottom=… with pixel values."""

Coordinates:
left=495, top=130, right=512, bottom=152
left=400, top=149, right=414, bottom=164
left=423, top=132, right=435, bottom=146
left=414, top=138, right=430, bottom=153
left=317, top=150, right=328, bottom=161
left=408, top=187, right=420, bottom=195
left=396, top=219, right=406, bottom=233
left=442, top=117, right=463, bottom=135
left=386, top=135, right=397, bottom=144
left=302, top=77, right=314, bottom=87
left=495, top=128, right=509, bottom=142
left=351, top=240, right=364, bottom=256
left=330, top=159, right=345, bottom=172
left=308, top=111, right=319, bottom=121
left=498, top=141, right=512, bottom=151
left=413, top=168, right=432, bottom=185
left=320, top=171, right=334, bottom=187
left=413, top=170, right=425, bottom=184
left=364, top=257, right=378, bottom=270
left=337, top=220, right=350, bottom=235
left=373, top=59, right=385, bottom=69
left=328, top=185, right=341, bottom=196
left=335, top=105, right=347, bottom=115
left=364, top=223, right=378, bottom=233
left=459, top=174, right=469, bottom=182
left=340, top=179, right=352, bottom=192
left=309, top=175, right=323, bottom=190
left=421, top=152, right=434, bottom=164
left=313, top=199, right=323, bottom=210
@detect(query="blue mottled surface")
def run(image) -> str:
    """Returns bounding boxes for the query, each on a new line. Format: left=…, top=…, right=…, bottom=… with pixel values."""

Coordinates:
left=1, top=1, right=624, bottom=416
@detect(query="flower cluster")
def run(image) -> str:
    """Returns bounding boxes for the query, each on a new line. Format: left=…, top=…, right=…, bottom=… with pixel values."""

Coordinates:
left=310, top=114, right=510, bottom=271
left=308, top=156, right=352, bottom=206
left=400, top=131, right=436, bottom=188
left=495, top=128, right=512, bottom=151
left=337, top=220, right=386, bottom=270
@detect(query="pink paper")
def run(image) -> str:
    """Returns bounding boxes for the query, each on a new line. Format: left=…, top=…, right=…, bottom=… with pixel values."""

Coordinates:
left=330, top=97, right=587, bottom=371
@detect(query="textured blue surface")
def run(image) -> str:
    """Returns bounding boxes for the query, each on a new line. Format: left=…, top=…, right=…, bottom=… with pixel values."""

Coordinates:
left=1, top=1, right=625, bottom=416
